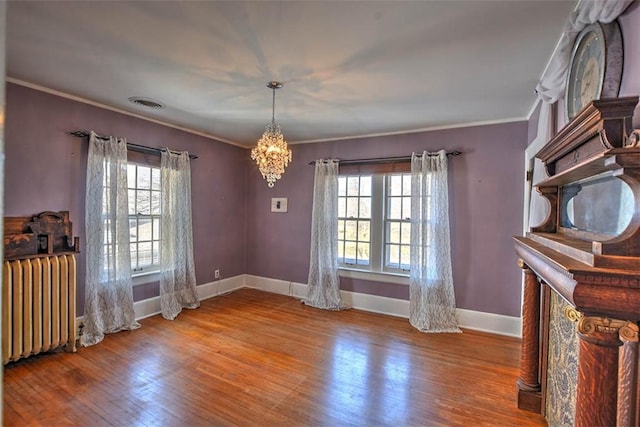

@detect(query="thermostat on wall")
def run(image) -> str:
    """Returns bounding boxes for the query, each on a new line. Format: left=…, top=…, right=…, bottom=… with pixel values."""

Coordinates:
left=271, top=198, right=288, bottom=213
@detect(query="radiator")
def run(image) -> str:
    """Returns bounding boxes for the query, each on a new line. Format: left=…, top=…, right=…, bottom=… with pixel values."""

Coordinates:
left=2, top=255, right=77, bottom=364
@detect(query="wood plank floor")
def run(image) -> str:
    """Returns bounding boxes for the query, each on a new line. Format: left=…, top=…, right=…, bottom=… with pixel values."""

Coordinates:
left=3, top=288, right=547, bottom=426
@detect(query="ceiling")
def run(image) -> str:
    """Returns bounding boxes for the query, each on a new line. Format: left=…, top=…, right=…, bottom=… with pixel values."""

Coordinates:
left=6, top=1, right=576, bottom=147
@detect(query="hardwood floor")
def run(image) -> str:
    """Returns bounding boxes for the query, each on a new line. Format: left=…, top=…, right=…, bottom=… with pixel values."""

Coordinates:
left=3, top=289, right=546, bottom=426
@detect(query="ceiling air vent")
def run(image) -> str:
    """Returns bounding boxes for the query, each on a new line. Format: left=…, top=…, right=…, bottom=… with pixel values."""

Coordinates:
left=128, top=97, right=164, bottom=109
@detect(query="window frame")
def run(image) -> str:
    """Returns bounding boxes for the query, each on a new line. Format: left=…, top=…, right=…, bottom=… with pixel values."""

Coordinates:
left=383, top=173, right=412, bottom=273
left=126, top=161, right=162, bottom=278
left=337, top=172, right=412, bottom=277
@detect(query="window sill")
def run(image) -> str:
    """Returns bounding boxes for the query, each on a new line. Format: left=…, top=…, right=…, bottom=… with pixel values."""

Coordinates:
left=132, top=270, right=160, bottom=286
left=339, top=268, right=409, bottom=285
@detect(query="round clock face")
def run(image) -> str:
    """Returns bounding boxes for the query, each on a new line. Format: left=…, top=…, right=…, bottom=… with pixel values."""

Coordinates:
left=565, top=21, right=623, bottom=121
left=566, top=27, right=605, bottom=120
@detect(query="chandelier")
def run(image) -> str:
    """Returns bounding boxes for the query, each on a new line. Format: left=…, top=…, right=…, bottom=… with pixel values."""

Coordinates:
left=251, top=81, right=292, bottom=188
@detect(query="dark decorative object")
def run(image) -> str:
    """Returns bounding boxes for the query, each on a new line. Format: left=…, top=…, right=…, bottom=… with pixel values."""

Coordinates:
left=565, top=21, right=623, bottom=121
left=4, top=211, right=79, bottom=260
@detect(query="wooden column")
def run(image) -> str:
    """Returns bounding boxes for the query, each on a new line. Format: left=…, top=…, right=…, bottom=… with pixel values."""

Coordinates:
left=618, top=322, right=639, bottom=427
left=575, top=316, right=625, bottom=427
left=516, top=259, right=541, bottom=412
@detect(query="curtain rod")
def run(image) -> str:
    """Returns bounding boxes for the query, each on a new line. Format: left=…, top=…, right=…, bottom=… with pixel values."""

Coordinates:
left=307, top=151, right=461, bottom=166
left=68, top=130, right=198, bottom=160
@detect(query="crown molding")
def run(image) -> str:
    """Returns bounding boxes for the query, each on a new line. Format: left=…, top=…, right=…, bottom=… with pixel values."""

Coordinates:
left=6, top=77, right=246, bottom=148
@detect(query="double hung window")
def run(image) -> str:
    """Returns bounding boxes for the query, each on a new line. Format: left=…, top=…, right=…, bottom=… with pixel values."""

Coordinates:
left=337, top=172, right=412, bottom=275
left=127, top=163, right=161, bottom=275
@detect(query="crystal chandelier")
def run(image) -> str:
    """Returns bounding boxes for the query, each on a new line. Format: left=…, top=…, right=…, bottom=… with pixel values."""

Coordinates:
left=251, top=81, right=292, bottom=188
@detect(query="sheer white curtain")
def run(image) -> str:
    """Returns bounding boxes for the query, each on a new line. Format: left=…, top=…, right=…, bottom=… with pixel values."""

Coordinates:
left=83, top=131, right=140, bottom=346
left=304, top=159, right=349, bottom=310
left=409, top=151, right=460, bottom=333
left=160, top=150, right=199, bottom=320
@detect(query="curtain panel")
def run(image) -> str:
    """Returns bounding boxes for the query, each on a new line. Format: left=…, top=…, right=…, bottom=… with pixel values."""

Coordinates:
left=160, top=150, right=200, bottom=320
left=409, top=151, right=460, bottom=333
left=82, top=131, right=140, bottom=346
left=304, top=159, right=349, bottom=311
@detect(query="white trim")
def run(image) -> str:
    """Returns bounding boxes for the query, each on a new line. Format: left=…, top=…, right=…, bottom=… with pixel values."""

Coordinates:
left=9, top=78, right=529, bottom=149
left=289, top=116, right=527, bottom=145
left=77, top=274, right=521, bottom=339
left=131, top=275, right=247, bottom=319
left=245, top=275, right=521, bottom=337
left=132, top=271, right=160, bottom=286
left=6, top=77, right=245, bottom=148
left=196, top=275, right=246, bottom=301
left=456, top=308, right=522, bottom=338
left=339, top=268, right=409, bottom=285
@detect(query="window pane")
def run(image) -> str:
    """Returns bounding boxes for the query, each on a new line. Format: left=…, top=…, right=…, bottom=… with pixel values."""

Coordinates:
left=153, top=242, right=160, bottom=265
left=137, top=166, right=151, bottom=189
left=136, top=190, right=151, bottom=214
left=402, top=175, right=412, bottom=196
left=344, top=241, right=357, bottom=263
left=346, top=197, right=359, bottom=218
left=338, top=241, right=344, bottom=259
left=127, top=164, right=136, bottom=189
left=138, top=242, right=152, bottom=266
left=151, top=168, right=161, bottom=190
left=388, top=244, right=400, bottom=266
left=401, top=223, right=411, bottom=244
left=357, top=221, right=370, bottom=242
left=359, top=198, right=371, bottom=219
left=402, top=197, right=411, bottom=220
left=389, top=175, right=402, bottom=196
left=153, top=217, right=160, bottom=240
left=400, top=245, right=411, bottom=269
left=338, top=197, right=346, bottom=218
left=345, top=220, right=358, bottom=240
left=356, top=243, right=370, bottom=265
left=347, top=177, right=359, bottom=196
left=138, top=217, right=152, bottom=241
left=389, top=198, right=402, bottom=219
left=388, top=222, right=400, bottom=244
left=129, top=218, right=137, bottom=241
left=130, top=243, right=137, bottom=268
left=151, top=191, right=161, bottom=215
left=338, top=177, right=346, bottom=196
left=337, top=220, right=345, bottom=240
left=359, top=176, right=372, bottom=196
left=128, top=190, right=136, bottom=215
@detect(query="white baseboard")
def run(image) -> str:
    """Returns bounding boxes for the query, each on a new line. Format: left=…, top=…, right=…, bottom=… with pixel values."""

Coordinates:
left=78, top=274, right=521, bottom=339
left=196, top=275, right=246, bottom=301
left=133, top=275, right=247, bottom=320
left=244, top=274, right=521, bottom=337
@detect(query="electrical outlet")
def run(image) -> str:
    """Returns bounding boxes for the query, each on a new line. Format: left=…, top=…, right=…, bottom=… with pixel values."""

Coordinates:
left=214, top=269, right=220, bottom=280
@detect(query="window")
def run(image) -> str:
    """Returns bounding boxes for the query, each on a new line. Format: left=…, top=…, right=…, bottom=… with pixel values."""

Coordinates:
left=385, top=174, right=412, bottom=271
left=337, top=175, right=372, bottom=266
left=337, top=173, right=412, bottom=275
left=127, top=163, right=161, bottom=274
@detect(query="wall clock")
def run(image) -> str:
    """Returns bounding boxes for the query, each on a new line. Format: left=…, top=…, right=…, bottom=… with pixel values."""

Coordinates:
left=565, top=21, right=623, bottom=121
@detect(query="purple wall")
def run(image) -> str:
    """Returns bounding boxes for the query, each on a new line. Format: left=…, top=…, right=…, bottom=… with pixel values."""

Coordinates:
left=5, top=83, right=247, bottom=314
left=246, top=122, right=529, bottom=317
left=18, top=2, right=638, bottom=318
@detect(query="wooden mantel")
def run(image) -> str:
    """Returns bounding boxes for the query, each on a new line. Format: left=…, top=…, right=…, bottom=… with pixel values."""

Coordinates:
left=514, top=97, right=640, bottom=427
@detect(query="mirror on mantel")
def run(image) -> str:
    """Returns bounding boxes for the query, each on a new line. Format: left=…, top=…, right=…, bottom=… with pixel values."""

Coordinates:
left=560, top=173, right=634, bottom=237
